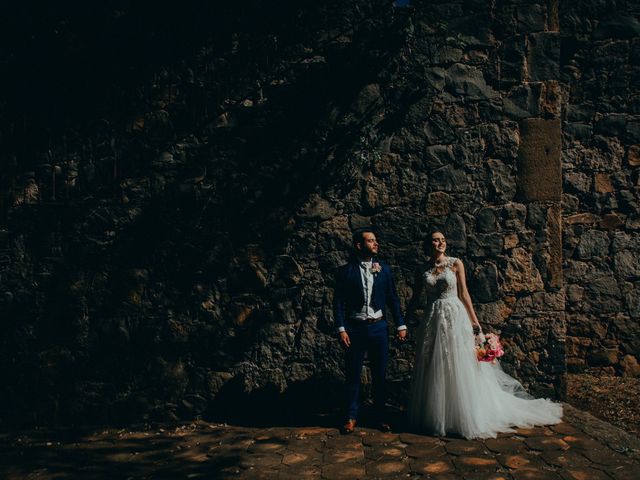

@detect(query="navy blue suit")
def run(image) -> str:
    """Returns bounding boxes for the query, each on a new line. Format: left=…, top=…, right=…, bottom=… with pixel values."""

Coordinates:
left=333, top=258, right=405, bottom=421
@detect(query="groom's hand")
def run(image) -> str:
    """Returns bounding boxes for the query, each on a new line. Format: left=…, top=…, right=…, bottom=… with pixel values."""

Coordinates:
left=340, top=331, right=351, bottom=348
left=397, top=329, right=407, bottom=342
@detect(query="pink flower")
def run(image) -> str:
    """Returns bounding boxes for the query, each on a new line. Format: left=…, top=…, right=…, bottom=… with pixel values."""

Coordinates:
left=476, top=332, right=505, bottom=363
left=371, top=262, right=382, bottom=274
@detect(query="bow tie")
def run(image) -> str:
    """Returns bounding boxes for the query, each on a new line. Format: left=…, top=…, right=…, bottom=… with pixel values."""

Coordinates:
left=360, top=262, right=372, bottom=269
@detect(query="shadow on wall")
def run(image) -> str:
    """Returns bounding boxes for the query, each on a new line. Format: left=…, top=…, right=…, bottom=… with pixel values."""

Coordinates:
left=211, top=377, right=344, bottom=427
left=210, top=376, right=410, bottom=428
left=0, top=0, right=410, bottom=427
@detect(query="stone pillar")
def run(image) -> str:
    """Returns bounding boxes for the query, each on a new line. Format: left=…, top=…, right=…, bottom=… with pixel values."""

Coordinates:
left=517, top=118, right=562, bottom=202
left=515, top=117, right=566, bottom=399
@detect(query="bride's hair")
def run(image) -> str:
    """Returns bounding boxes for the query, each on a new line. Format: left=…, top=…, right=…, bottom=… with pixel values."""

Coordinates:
left=428, top=228, right=445, bottom=238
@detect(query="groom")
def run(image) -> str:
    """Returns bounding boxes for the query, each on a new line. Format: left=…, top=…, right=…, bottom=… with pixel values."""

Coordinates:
left=333, top=229, right=407, bottom=433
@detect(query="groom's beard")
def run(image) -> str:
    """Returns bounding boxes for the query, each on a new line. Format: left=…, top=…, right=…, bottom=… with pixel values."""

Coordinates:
left=360, top=247, right=377, bottom=259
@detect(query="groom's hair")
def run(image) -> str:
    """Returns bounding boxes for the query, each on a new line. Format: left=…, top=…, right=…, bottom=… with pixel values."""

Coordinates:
left=352, top=227, right=377, bottom=246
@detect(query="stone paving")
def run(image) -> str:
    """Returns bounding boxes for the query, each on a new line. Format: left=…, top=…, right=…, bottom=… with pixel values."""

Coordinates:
left=2, top=405, right=639, bottom=479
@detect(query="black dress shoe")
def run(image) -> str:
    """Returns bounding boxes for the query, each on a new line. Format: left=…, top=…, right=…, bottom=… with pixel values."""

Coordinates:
left=378, top=421, right=392, bottom=432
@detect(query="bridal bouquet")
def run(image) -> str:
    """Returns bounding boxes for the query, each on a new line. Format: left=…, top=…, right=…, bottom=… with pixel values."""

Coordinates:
left=475, top=333, right=505, bottom=363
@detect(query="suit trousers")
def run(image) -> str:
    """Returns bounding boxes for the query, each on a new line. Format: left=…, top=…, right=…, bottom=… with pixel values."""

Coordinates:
left=344, top=319, right=388, bottom=420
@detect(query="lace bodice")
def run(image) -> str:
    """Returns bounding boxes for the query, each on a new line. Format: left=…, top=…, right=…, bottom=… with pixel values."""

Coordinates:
left=424, top=256, right=459, bottom=300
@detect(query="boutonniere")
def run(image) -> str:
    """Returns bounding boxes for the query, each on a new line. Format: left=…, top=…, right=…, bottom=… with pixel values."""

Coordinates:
left=371, top=262, right=382, bottom=275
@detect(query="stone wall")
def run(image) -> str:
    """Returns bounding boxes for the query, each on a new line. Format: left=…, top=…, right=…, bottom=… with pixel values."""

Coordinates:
left=560, top=1, right=640, bottom=376
left=292, top=0, right=569, bottom=404
left=0, top=0, right=637, bottom=426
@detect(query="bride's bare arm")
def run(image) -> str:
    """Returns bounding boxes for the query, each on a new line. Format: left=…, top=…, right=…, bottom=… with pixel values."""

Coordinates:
left=453, top=259, right=481, bottom=330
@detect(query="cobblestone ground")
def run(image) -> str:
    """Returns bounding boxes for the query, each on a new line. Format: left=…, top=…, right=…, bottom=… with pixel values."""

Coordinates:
left=2, top=405, right=639, bottom=479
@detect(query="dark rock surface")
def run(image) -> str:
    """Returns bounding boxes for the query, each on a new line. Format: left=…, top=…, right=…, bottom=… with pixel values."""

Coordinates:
left=560, top=0, right=640, bottom=378
left=0, top=0, right=637, bottom=427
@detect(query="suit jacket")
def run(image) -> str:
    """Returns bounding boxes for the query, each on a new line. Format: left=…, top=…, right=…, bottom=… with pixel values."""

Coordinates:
left=333, top=258, right=405, bottom=331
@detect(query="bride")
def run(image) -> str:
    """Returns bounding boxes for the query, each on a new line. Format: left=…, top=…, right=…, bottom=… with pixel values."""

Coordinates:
left=407, top=230, right=563, bottom=439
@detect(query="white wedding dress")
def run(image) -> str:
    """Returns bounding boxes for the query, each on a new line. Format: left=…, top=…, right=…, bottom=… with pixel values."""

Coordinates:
left=407, top=256, right=562, bottom=439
